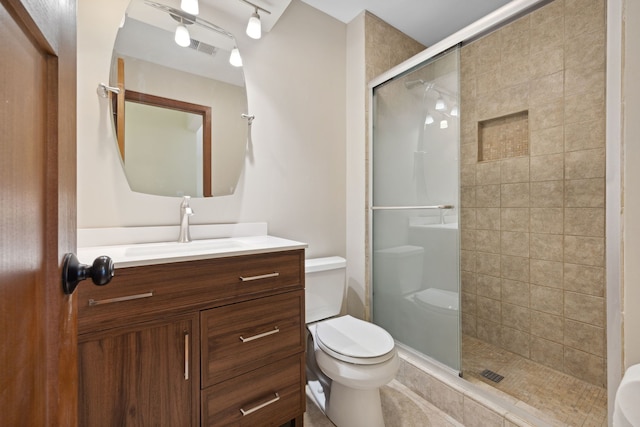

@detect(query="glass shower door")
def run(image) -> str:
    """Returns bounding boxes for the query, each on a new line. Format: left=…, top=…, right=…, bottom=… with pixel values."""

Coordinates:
left=371, top=48, right=461, bottom=371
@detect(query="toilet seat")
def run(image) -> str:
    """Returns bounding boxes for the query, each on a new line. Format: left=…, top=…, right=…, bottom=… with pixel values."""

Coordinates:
left=314, top=315, right=395, bottom=365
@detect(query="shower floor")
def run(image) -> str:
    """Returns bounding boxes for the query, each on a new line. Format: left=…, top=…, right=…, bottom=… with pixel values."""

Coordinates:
left=462, top=335, right=607, bottom=427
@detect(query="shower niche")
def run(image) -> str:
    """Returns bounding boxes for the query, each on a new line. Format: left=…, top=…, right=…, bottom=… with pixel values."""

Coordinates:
left=478, top=111, right=529, bottom=162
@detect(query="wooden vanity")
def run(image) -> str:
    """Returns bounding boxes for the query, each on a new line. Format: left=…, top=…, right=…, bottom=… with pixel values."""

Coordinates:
left=77, top=247, right=306, bottom=426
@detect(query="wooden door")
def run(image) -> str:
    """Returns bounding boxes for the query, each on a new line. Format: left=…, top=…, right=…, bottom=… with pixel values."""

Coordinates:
left=0, top=0, right=77, bottom=425
left=78, top=316, right=198, bottom=426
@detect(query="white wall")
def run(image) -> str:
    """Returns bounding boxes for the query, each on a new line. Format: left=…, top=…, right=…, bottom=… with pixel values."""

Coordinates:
left=77, top=0, right=346, bottom=259
left=623, top=0, right=640, bottom=367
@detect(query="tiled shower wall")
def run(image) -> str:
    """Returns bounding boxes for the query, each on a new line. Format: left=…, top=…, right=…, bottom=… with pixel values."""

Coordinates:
left=459, top=0, right=606, bottom=386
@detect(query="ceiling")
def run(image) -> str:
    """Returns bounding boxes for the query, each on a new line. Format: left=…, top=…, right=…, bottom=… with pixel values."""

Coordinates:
left=298, top=0, right=514, bottom=47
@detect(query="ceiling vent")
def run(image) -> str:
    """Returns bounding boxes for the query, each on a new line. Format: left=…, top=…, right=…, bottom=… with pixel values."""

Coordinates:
left=188, top=39, right=217, bottom=56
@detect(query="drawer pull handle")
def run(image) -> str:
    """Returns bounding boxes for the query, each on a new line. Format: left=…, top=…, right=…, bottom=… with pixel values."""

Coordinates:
left=239, top=326, right=280, bottom=343
left=239, top=272, right=279, bottom=282
left=240, top=392, right=280, bottom=416
left=184, top=332, right=189, bottom=380
left=88, top=291, right=153, bottom=306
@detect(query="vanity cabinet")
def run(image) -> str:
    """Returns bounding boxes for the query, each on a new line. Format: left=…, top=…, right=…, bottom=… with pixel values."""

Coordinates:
left=77, top=249, right=306, bottom=427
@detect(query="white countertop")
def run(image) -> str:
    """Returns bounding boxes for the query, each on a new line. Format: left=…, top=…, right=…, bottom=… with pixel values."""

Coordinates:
left=77, top=224, right=307, bottom=268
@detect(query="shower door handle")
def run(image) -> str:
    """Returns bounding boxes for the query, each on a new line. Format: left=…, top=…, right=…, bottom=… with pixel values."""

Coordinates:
left=371, top=205, right=454, bottom=210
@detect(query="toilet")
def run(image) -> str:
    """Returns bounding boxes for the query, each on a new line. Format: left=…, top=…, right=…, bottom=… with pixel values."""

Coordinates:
left=305, top=256, right=399, bottom=427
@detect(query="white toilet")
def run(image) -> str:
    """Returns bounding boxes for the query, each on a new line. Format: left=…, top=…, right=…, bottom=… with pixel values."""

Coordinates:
left=305, top=256, right=399, bottom=427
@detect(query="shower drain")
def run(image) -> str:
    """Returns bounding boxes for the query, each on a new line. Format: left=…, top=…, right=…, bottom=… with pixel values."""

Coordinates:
left=480, top=369, right=504, bottom=383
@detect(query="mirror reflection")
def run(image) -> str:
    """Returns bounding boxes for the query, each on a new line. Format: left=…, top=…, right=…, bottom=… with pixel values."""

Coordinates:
left=110, top=0, right=249, bottom=197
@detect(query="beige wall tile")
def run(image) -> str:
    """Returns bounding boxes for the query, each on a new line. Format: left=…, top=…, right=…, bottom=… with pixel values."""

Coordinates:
left=564, top=89, right=605, bottom=125
left=477, top=318, right=503, bottom=347
left=530, top=181, right=563, bottom=207
left=501, top=231, right=530, bottom=257
left=564, top=67, right=605, bottom=97
left=461, top=165, right=477, bottom=186
left=502, top=326, right=530, bottom=357
left=565, top=148, right=605, bottom=179
left=461, top=249, right=476, bottom=272
left=530, top=285, right=563, bottom=315
left=564, top=346, right=605, bottom=386
left=529, top=99, right=563, bottom=130
left=530, top=15, right=564, bottom=56
left=529, top=71, right=564, bottom=105
left=501, top=255, right=530, bottom=282
left=565, top=178, right=605, bottom=207
left=530, top=208, right=563, bottom=234
left=475, top=31, right=502, bottom=75
left=564, top=235, right=604, bottom=266
left=530, top=0, right=564, bottom=28
left=530, top=336, right=564, bottom=368
left=529, top=48, right=564, bottom=79
left=477, top=252, right=501, bottom=277
left=564, top=207, right=605, bottom=237
left=501, top=208, right=529, bottom=232
left=462, top=313, right=477, bottom=337
left=530, top=154, right=564, bottom=181
left=476, top=161, right=502, bottom=185
left=477, top=274, right=502, bottom=300
left=530, top=126, right=564, bottom=156
left=478, top=85, right=530, bottom=121
left=530, top=259, right=563, bottom=288
left=565, top=120, right=605, bottom=152
left=398, top=361, right=431, bottom=401
left=502, top=303, right=531, bottom=332
left=531, top=310, right=564, bottom=343
left=502, top=60, right=531, bottom=88
left=476, top=185, right=501, bottom=207
left=501, top=183, right=530, bottom=207
left=564, top=30, right=605, bottom=71
left=477, top=208, right=501, bottom=230
left=502, top=279, right=530, bottom=307
left=462, top=271, right=477, bottom=294
left=461, top=142, right=479, bottom=164
left=461, top=229, right=477, bottom=251
left=501, top=157, right=530, bottom=183
left=564, top=291, right=605, bottom=327
left=460, top=207, right=477, bottom=230
left=564, top=0, right=606, bottom=38
left=564, top=319, right=605, bottom=356
left=563, top=263, right=604, bottom=296
left=461, top=186, right=476, bottom=208
left=476, top=230, right=500, bottom=253
left=530, top=233, right=564, bottom=261
left=462, top=291, right=477, bottom=316
left=477, top=69, right=503, bottom=95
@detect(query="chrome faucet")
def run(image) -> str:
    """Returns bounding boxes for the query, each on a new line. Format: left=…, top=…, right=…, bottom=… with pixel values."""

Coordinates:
left=178, top=196, right=194, bottom=243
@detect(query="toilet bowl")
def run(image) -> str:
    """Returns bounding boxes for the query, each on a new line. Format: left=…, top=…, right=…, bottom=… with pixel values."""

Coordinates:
left=305, top=257, right=399, bottom=427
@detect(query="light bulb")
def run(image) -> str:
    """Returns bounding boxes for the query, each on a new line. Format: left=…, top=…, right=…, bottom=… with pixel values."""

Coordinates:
left=425, top=114, right=434, bottom=125
left=181, top=0, right=199, bottom=15
left=450, top=105, right=459, bottom=117
left=229, top=47, right=242, bottom=67
left=440, top=119, right=448, bottom=129
left=246, top=11, right=261, bottom=39
left=175, top=24, right=191, bottom=47
left=435, top=97, right=446, bottom=111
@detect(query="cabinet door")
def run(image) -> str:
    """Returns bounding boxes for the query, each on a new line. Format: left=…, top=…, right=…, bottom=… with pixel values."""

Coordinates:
left=78, top=315, right=199, bottom=427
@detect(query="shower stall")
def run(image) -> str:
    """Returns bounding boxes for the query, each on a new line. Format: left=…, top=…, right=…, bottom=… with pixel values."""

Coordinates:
left=371, top=48, right=461, bottom=371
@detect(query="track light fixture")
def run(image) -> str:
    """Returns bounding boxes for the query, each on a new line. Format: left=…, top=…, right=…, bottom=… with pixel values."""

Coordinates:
left=180, top=0, right=199, bottom=15
left=238, top=0, right=271, bottom=40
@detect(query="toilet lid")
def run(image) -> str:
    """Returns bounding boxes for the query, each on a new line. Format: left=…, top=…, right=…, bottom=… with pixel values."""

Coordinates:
left=315, top=315, right=395, bottom=365
left=413, top=288, right=459, bottom=311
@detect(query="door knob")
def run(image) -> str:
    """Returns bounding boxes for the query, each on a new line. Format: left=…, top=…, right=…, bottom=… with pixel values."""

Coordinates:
left=62, top=253, right=114, bottom=295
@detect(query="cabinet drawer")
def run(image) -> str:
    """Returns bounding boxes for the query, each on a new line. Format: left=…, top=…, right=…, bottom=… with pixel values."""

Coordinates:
left=201, top=290, right=304, bottom=387
left=78, top=250, right=304, bottom=335
left=201, top=353, right=305, bottom=427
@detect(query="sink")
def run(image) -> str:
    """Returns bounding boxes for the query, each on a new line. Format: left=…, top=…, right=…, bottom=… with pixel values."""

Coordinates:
left=614, top=363, right=640, bottom=426
left=124, top=238, right=246, bottom=257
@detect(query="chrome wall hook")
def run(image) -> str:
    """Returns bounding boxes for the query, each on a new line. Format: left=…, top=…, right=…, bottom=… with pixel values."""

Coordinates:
left=241, top=113, right=255, bottom=125
left=97, top=83, right=121, bottom=98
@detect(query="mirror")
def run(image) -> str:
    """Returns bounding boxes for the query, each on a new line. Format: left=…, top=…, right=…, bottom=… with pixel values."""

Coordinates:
left=110, top=0, right=248, bottom=197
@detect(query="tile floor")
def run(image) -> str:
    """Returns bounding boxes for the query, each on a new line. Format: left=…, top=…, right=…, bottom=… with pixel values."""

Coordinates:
left=462, top=335, right=608, bottom=427
left=304, top=380, right=464, bottom=427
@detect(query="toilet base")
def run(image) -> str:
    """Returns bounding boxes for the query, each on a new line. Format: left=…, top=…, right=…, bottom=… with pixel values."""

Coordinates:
left=326, top=382, right=384, bottom=427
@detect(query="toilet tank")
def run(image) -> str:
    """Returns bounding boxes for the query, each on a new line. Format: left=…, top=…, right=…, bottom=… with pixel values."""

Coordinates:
left=305, top=256, right=347, bottom=324
left=374, top=245, right=424, bottom=294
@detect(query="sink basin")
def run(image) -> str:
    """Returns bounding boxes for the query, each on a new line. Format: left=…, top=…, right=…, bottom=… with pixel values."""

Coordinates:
left=614, top=364, right=640, bottom=426
left=124, top=238, right=246, bottom=257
